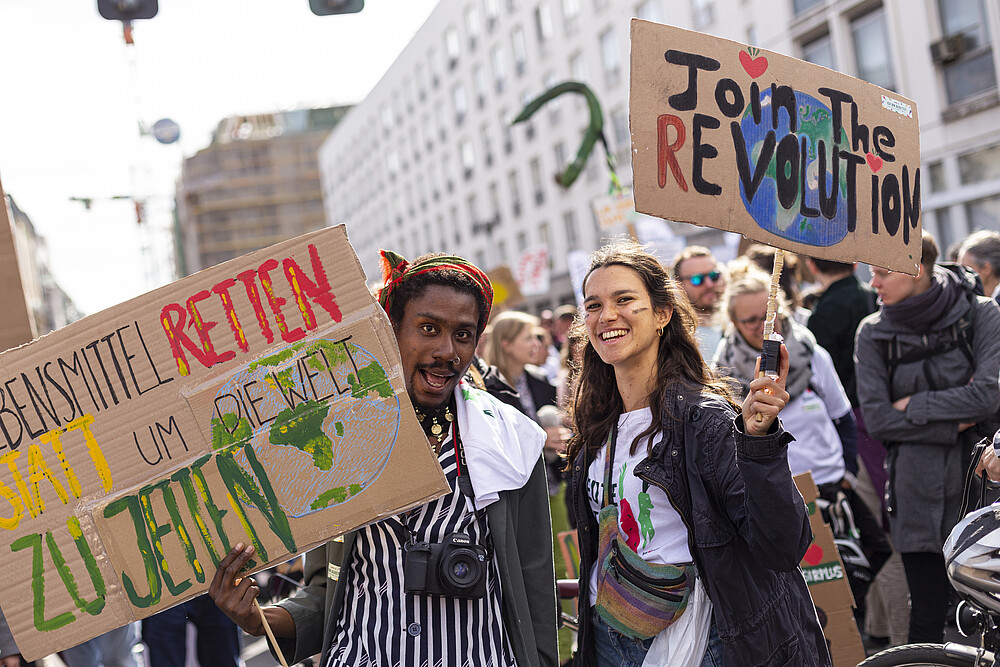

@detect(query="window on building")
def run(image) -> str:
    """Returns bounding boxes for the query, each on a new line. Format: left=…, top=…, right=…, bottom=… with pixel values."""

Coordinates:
left=467, top=194, right=479, bottom=223
left=554, top=142, right=567, bottom=172
left=793, top=0, right=823, bottom=14
left=435, top=102, right=448, bottom=141
left=485, top=0, right=500, bottom=27
left=544, top=71, right=561, bottom=123
left=481, top=123, right=495, bottom=165
left=927, top=160, right=946, bottom=192
left=460, top=138, right=476, bottom=178
left=600, top=28, right=621, bottom=86
left=958, top=143, right=1000, bottom=185
left=509, top=170, right=523, bottom=216
left=851, top=8, right=896, bottom=90
left=380, top=103, right=394, bottom=133
left=802, top=33, right=836, bottom=70
left=691, top=0, right=714, bottom=29
left=498, top=239, right=509, bottom=264
left=611, top=107, right=630, bottom=161
left=530, top=157, right=545, bottom=204
left=570, top=51, right=588, bottom=82
left=516, top=230, right=527, bottom=252
left=476, top=250, right=488, bottom=269
left=564, top=210, right=579, bottom=249
left=386, top=149, right=400, bottom=178
left=512, top=26, right=528, bottom=75
left=747, top=24, right=757, bottom=46
left=443, top=152, right=456, bottom=192
left=415, top=64, right=427, bottom=101
left=594, top=0, right=609, bottom=9
left=465, top=5, right=483, bottom=48
left=429, top=47, right=443, bottom=87
left=967, top=195, right=1000, bottom=231
left=937, top=0, right=997, bottom=105
left=474, top=65, right=488, bottom=108
left=492, top=46, right=507, bottom=92
left=430, top=161, right=442, bottom=199
left=489, top=181, right=501, bottom=215
left=535, top=2, right=554, bottom=47
left=521, top=90, right=536, bottom=140
left=636, top=0, right=664, bottom=22
left=500, top=107, right=514, bottom=153
left=539, top=222, right=550, bottom=248
left=563, top=0, right=581, bottom=34
left=451, top=205, right=462, bottom=243
left=445, top=27, right=461, bottom=65
left=453, top=83, right=468, bottom=124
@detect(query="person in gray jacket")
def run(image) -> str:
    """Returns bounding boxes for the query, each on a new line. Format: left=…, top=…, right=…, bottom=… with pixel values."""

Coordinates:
left=209, top=251, right=558, bottom=667
left=855, top=231, right=1000, bottom=644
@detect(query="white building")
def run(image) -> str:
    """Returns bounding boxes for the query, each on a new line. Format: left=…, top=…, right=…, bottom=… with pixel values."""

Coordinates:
left=319, top=0, right=1000, bottom=309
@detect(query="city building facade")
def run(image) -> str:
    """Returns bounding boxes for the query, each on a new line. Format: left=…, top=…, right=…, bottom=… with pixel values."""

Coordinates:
left=5, top=195, right=81, bottom=337
left=318, top=0, right=1000, bottom=309
left=175, top=106, right=350, bottom=276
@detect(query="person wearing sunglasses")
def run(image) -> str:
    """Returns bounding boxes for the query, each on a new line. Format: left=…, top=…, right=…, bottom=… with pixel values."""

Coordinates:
left=671, top=246, right=725, bottom=361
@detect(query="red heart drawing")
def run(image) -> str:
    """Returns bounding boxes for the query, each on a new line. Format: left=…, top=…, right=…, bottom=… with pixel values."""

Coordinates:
left=739, top=51, right=768, bottom=79
left=866, top=152, right=884, bottom=173
left=803, top=543, right=824, bottom=566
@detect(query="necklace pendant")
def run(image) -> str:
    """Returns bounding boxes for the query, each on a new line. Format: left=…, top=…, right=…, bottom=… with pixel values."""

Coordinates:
left=444, top=409, right=454, bottom=423
left=431, top=421, right=443, bottom=436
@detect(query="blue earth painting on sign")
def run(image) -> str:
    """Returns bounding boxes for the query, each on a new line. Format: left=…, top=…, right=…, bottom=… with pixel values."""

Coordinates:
left=210, top=336, right=400, bottom=517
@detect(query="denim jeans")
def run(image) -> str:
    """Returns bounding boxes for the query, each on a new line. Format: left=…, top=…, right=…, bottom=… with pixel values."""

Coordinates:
left=141, top=596, right=241, bottom=667
left=61, top=624, right=140, bottom=667
left=592, top=610, right=724, bottom=667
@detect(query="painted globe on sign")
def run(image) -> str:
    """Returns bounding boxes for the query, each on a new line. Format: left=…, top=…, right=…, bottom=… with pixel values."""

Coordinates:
left=738, top=89, right=850, bottom=247
left=211, top=339, right=400, bottom=517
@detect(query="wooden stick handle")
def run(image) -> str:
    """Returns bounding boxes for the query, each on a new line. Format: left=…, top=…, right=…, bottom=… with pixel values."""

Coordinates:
left=254, top=600, right=289, bottom=667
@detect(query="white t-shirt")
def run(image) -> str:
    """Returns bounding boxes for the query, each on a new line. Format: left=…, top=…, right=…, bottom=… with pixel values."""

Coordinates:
left=586, top=407, right=692, bottom=605
left=780, top=344, right=852, bottom=486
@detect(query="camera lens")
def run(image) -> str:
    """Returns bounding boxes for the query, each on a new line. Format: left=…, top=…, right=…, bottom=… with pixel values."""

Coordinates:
left=440, top=548, right=484, bottom=592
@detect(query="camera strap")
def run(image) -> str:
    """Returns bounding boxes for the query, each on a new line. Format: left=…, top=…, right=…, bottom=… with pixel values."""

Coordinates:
left=399, top=417, right=491, bottom=557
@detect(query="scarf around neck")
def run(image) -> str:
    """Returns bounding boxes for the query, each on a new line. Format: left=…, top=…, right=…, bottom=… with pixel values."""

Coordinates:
left=453, top=380, right=545, bottom=510
left=716, top=317, right=814, bottom=401
left=881, top=265, right=963, bottom=333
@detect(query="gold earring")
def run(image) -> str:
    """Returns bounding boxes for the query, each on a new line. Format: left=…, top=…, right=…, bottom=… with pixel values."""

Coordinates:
left=657, top=326, right=664, bottom=337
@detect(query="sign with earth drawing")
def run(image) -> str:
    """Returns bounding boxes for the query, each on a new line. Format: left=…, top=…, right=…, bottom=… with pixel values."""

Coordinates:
left=0, top=225, right=447, bottom=661
left=630, top=20, right=922, bottom=275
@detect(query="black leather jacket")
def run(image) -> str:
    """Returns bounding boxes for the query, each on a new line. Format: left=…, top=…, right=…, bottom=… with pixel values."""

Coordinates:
left=569, top=383, right=831, bottom=667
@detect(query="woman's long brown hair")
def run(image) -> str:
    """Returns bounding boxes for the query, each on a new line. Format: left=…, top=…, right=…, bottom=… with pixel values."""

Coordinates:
left=565, top=240, right=738, bottom=468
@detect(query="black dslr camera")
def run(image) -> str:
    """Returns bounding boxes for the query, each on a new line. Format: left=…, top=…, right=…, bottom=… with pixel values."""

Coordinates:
left=403, top=533, right=488, bottom=599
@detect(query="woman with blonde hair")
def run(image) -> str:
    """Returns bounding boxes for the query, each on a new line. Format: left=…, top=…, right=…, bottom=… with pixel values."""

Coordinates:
left=567, top=240, right=829, bottom=666
left=483, top=311, right=558, bottom=423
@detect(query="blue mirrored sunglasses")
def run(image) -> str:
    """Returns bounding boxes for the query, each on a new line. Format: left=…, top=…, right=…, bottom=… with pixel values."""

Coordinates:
left=683, top=271, right=721, bottom=287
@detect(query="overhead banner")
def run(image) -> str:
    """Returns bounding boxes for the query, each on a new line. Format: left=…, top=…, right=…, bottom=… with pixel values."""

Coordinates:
left=630, top=20, right=922, bottom=275
left=0, top=226, right=448, bottom=661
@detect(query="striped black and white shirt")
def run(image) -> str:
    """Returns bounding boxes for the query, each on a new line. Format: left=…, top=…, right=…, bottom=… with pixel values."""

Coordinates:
left=326, top=432, right=515, bottom=667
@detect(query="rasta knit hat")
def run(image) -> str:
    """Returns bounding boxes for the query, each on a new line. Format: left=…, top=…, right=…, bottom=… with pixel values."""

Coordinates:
left=376, top=249, right=494, bottom=333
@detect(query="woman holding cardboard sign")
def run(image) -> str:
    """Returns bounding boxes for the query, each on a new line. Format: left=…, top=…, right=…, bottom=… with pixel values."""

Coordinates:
left=566, top=241, right=830, bottom=666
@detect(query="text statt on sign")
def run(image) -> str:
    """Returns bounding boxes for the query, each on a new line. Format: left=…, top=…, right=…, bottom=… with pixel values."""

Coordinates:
left=0, top=226, right=448, bottom=661
left=630, top=20, right=921, bottom=275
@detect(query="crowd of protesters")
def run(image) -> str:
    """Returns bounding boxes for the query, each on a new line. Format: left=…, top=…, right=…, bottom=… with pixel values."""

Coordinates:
left=6, top=228, right=1000, bottom=667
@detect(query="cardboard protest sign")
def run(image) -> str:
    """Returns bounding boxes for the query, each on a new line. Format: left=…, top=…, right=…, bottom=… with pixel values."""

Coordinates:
left=591, top=189, right=636, bottom=230
left=794, top=473, right=865, bottom=667
left=0, top=225, right=448, bottom=661
left=0, top=176, right=38, bottom=352
left=515, top=246, right=551, bottom=296
left=631, top=20, right=922, bottom=275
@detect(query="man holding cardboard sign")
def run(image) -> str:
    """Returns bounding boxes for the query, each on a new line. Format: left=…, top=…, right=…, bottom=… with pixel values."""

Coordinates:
left=210, top=251, right=559, bottom=667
